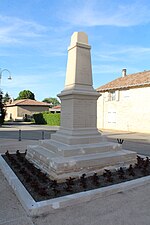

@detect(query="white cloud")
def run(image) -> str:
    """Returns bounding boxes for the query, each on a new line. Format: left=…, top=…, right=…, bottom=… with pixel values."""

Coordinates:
left=92, top=44, right=150, bottom=80
left=0, top=14, right=69, bottom=59
left=4, top=70, right=65, bottom=91
left=93, top=64, right=122, bottom=74
left=0, top=15, right=47, bottom=45
left=93, top=45, right=150, bottom=63
left=60, top=0, right=150, bottom=27
left=108, top=46, right=150, bottom=55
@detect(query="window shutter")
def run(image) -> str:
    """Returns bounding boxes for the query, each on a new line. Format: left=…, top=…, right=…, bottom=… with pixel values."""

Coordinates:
left=104, top=92, right=109, bottom=102
left=116, top=90, right=119, bottom=101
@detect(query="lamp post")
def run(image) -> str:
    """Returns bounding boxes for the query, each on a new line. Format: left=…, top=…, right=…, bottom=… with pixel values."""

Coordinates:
left=0, top=68, right=12, bottom=125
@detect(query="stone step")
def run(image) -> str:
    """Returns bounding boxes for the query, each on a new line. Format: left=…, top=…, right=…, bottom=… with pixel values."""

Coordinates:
left=26, top=145, right=59, bottom=173
left=39, top=139, right=122, bottom=157
left=26, top=145, right=136, bottom=180
left=48, top=149, right=136, bottom=180
left=39, top=139, right=67, bottom=155
left=53, top=149, right=136, bottom=168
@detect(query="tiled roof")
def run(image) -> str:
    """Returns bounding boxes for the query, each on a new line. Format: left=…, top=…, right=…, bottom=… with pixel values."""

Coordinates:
left=96, top=70, right=150, bottom=92
left=52, top=105, right=61, bottom=109
left=6, top=99, right=50, bottom=107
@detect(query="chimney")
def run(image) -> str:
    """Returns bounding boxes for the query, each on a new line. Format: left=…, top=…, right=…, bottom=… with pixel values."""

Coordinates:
left=122, top=68, right=127, bottom=77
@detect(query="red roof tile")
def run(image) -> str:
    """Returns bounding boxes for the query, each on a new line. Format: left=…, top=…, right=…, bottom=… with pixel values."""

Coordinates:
left=97, top=70, right=150, bottom=92
left=6, top=99, right=50, bottom=107
left=52, top=105, right=61, bottom=109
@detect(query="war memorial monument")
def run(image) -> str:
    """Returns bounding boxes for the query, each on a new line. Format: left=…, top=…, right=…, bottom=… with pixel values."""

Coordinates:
left=26, top=32, right=136, bottom=181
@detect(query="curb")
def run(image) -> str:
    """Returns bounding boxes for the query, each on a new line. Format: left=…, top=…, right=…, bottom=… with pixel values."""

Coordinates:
left=1, top=154, right=150, bottom=217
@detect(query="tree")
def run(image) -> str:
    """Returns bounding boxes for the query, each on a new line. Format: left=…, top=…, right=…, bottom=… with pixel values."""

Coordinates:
left=3, top=92, right=11, bottom=103
left=0, top=93, right=6, bottom=125
left=16, top=90, right=35, bottom=100
left=42, top=97, right=60, bottom=107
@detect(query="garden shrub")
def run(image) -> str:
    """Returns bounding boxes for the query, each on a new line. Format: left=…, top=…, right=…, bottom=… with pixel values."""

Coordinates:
left=33, top=113, right=46, bottom=124
left=33, top=112, right=60, bottom=126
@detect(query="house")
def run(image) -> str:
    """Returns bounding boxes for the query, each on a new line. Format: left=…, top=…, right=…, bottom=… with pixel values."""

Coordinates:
left=96, top=69, right=150, bottom=133
left=5, top=99, right=50, bottom=121
left=49, top=105, right=61, bottom=113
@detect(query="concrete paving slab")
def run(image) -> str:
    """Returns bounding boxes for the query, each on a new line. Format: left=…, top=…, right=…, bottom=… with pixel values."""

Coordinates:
left=0, top=170, right=33, bottom=225
left=0, top=209, right=32, bottom=225
left=0, top=217, right=34, bottom=225
left=102, top=129, right=150, bottom=143
left=32, top=184, right=150, bottom=225
left=0, top=139, right=38, bottom=153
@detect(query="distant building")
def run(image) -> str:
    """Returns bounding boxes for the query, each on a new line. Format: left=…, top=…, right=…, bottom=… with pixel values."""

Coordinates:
left=97, top=69, right=150, bottom=133
left=49, top=105, right=61, bottom=113
left=5, top=99, right=50, bottom=121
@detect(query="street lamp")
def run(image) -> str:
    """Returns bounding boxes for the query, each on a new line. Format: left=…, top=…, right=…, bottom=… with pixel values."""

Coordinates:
left=0, top=68, right=12, bottom=125
left=0, top=69, right=12, bottom=85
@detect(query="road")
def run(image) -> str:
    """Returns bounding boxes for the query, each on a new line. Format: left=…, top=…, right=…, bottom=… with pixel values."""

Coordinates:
left=0, top=123, right=150, bottom=156
left=107, top=137, right=150, bottom=156
left=0, top=124, right=58, bottom=140
left=0, top=129, right=56, bottom=140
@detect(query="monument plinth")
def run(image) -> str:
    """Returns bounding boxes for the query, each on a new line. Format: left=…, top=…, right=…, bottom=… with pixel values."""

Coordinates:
left=26, top=32, right=136, bottom=180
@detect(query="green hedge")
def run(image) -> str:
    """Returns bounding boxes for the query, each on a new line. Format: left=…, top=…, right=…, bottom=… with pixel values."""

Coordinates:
left=33, top=112, right=60, bottom=126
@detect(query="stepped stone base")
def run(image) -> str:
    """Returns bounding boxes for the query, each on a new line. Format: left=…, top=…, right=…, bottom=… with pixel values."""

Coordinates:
left=26, top=136, right=137, bottom=181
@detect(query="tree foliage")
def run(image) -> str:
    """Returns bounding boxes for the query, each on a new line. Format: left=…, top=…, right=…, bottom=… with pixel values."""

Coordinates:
left=42, top=97, right=60, bottom=107
left=0, top=93, right=6, bottom=125
left=16, top=90, right=35, bottom=100
left=3, top=92, right=11, bottom=104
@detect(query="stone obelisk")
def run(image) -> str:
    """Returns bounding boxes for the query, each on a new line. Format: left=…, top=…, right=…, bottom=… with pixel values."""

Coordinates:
left=52, top=32, right=102, bottom=145
left=26, top=32, right=136, bottom=180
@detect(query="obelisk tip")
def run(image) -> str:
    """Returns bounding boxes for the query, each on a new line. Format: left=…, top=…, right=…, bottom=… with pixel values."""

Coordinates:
left=70, top=32, right=88, bottom=46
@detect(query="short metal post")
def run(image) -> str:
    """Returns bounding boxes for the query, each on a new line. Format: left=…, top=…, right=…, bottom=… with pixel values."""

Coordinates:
left=117, top=139, right=124, bottom=144
left=42, top=131, right=44, bottom=140
left=18, top=129, right=22, bottom=141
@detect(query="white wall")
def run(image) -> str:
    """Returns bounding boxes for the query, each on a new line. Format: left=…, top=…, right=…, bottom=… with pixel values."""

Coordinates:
left=97, top=86, right=150, bottom=133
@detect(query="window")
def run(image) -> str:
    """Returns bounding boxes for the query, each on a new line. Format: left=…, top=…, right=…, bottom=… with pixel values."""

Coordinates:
left=111, top=91, right=116, bottom=101
left=105, top=91, right=119, bottom=101
left=108, top=111, right=116, bottom=123
left=108, top=91, right=119, bottom=101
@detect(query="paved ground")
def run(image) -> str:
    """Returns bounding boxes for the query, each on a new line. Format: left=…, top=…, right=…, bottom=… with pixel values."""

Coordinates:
left=0, top=123, right=59, bottom=140
left=0, top=124, right=150, bottom=225
left=0, top=170, right=34, bottom=225
left=102, top=129, right=150, bottom=156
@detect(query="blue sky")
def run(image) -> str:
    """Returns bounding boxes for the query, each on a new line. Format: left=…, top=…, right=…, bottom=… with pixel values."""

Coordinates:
left=1, top=0, right=150, bottom=101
